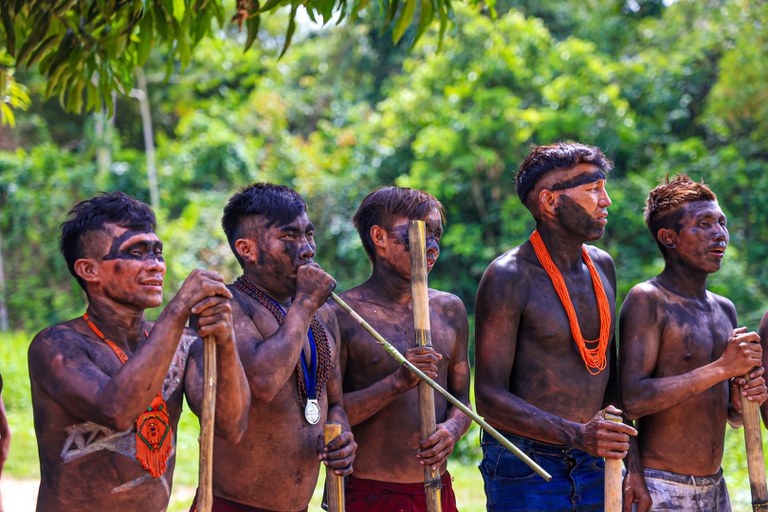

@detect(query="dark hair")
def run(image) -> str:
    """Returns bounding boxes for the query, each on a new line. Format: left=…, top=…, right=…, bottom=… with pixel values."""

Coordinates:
left=353, top=186, right=445, bottom=262
left=516, top=142, right=613, bottom=206
left=222, top=183, right=307, bottom=267
left=645, top=174, right=718, bottom=254
left=60, top=191, right=156, bottom=290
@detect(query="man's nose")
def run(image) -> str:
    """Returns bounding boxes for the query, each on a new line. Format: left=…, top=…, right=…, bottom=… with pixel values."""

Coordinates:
left=600, top=188, right=612, bottom=208
left=299, top=238, right=315, bottom=260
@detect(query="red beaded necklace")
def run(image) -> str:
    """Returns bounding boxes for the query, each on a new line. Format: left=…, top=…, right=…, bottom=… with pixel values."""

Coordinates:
left=529, top=230, right=611, bottom=375
left=82, top=312, right=172, bottom=477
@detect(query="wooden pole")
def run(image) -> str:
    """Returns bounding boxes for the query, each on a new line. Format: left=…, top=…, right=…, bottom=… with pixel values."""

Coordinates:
left=604, top=412, right=623, bottom=512
left=740, top=372, right=768, bottom=511
left=330, top=292, right=552, bottom=482
left=198, top=335, right=217, bottom=512
left=324, top=422, right=345, bottom=512
left=409, top=220, right=442, bottom=512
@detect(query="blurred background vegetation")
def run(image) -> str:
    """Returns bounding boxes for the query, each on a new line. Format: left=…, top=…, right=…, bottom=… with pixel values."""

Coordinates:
left=1, top=0, right=767, bottom=509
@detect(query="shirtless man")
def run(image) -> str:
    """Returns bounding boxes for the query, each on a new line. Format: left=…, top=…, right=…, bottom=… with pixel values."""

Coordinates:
left=475, top=142, right=642, bottom=511
left=333, top=187, right=471, bottom=511
left=620, top=175, right=767, bottom=511
left=210, top=183, right=356, bottom=511
left=28, top=191, right=250, bottom=512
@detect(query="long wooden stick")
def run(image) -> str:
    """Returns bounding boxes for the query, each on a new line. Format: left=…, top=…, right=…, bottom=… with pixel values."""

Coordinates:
left=330, top=291, right=552, bottom=481
left=740, top=372, right=768, bottom=511
left=198, top=335, right=217, bottom=512
left=324, top=422, right=345, bottom=512
left=409, top=220, right=442, bottom=512
left=604, top=412, right=623, bottom=512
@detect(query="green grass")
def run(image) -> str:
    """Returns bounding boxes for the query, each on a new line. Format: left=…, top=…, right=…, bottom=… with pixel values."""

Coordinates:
left=2, top=330, right=763, bottom=511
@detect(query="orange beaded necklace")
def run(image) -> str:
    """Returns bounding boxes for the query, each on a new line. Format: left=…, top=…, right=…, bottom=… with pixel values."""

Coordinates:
left=529, top=230, right=610, bottom=375
left=83, top=313, right=172, bottom=477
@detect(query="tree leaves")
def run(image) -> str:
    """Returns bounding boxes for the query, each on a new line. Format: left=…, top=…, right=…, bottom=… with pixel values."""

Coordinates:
left=1, top=0, right=470, bottom=120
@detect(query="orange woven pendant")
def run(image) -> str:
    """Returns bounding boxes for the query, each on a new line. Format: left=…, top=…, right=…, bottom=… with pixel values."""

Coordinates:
left=135, top=393, right=173, bottom=477
left=82, top=313, right=173, bottom=477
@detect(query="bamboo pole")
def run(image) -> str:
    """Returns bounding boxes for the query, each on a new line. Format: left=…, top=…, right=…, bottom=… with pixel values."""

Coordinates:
left=409, top=220, right=442, bottom=512
left=324, top=422, right=345, bottom=512
left=604, top=412, right=623, bottom=512
left=740, top=372, right=768, bottom=511
left=198, top=335, right=217, bottom=512
left=330, top=292, right=552, bottom=482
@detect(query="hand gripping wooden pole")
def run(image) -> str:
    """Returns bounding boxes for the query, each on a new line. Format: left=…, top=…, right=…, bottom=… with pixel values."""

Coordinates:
left=198, top=335, right=217, bottom=512
left=330, top=308, right=552, bottom=482
left=409, top=220, right=442, bottom=512
left=740, top=372, right=768, bottom=511
left=324, top=422, right=346, bottom=512
left=604, top=412, right=623, bottom=512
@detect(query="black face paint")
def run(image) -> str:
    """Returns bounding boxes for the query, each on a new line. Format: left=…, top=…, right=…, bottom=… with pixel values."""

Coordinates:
left=548, top=170, right=606, bottom=192
left=103, top=231, right=164, bottom=262
left=390, top=225, right=411, bottom=251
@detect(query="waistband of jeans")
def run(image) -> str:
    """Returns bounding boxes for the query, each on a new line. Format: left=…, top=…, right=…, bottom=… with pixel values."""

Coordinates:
left=481, top=428, right=570, bottom=454
left=644, top=467, right=723, bottom=486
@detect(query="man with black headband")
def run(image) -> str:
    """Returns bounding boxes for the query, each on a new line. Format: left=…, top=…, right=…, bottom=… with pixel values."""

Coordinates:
left=475, top=142, right=648, bottom=511
left=211, top=183, right=356, bottom=512
left=28, top=191, right=250, bottom=511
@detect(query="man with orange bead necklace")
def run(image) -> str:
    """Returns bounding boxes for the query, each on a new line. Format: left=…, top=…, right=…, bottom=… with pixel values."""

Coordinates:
left=475, top=142, right=648, bottom=511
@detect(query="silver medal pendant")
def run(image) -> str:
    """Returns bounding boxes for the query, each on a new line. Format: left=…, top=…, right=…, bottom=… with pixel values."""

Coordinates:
left=304, top=399, right=321, bottom=425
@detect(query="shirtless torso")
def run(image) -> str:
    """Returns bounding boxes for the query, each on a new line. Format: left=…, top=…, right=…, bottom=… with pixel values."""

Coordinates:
left=30, top=323, right=196, bottom=511
left=212, top=286, right=343, bottom=510
left=620, top=280, right=737, bottom=476
left=336, top=284, right=470, bottom=482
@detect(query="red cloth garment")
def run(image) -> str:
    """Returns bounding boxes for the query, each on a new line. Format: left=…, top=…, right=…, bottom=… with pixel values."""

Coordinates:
left=189, top=493, right=307, bottom=512
left=345, top=471, right=459, bottom=512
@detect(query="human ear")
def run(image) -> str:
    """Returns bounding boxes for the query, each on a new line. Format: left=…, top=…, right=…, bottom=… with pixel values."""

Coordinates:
left=370, top=225, right=388, bottom=248
left=538, top=189, right=559, bottom=217
left=657, top=228, right=676, bottom=249
left=74, top=258, right=100, bottom=283
left=235, top=238, right=258, bottom=264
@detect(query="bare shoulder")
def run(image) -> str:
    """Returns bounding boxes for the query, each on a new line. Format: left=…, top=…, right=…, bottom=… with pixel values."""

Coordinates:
left=479, top=246, right=528, bottom=287
left=29, top=321, right=86, bottom=362
left=584, top=244, right=616, bottom=278
left=427, top=289, right=465, bottom=311
left=315, top=301, right=340, bottom=335
left=709, top=290, right=737, bottom=325
left=622, top=279, right=666, bottom=311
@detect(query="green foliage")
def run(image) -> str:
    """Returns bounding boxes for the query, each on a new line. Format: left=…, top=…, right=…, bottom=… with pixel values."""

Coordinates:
left=0, top=0, right=484, bottom=121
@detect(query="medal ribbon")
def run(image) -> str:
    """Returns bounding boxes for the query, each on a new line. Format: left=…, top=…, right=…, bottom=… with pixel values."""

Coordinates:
left=82, top=313, right=172, bottom=477
left=234, top=276, right=331, bottom=409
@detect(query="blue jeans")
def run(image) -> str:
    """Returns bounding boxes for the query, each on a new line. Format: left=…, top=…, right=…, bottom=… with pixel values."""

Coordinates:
left=479, top=430, right=605, bottom=511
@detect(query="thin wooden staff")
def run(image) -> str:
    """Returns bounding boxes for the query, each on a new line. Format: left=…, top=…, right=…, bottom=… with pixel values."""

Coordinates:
left=740, top=370, right=768, bottom=511
left=330, top=292, right=552, bottom=482
left=603, top=412, right=623, bottom=512
left=409, top=220, right=442, bottom=512
left=324, top=422, right=346, bottom=512
left=198, top=335, right=217, bottom=512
